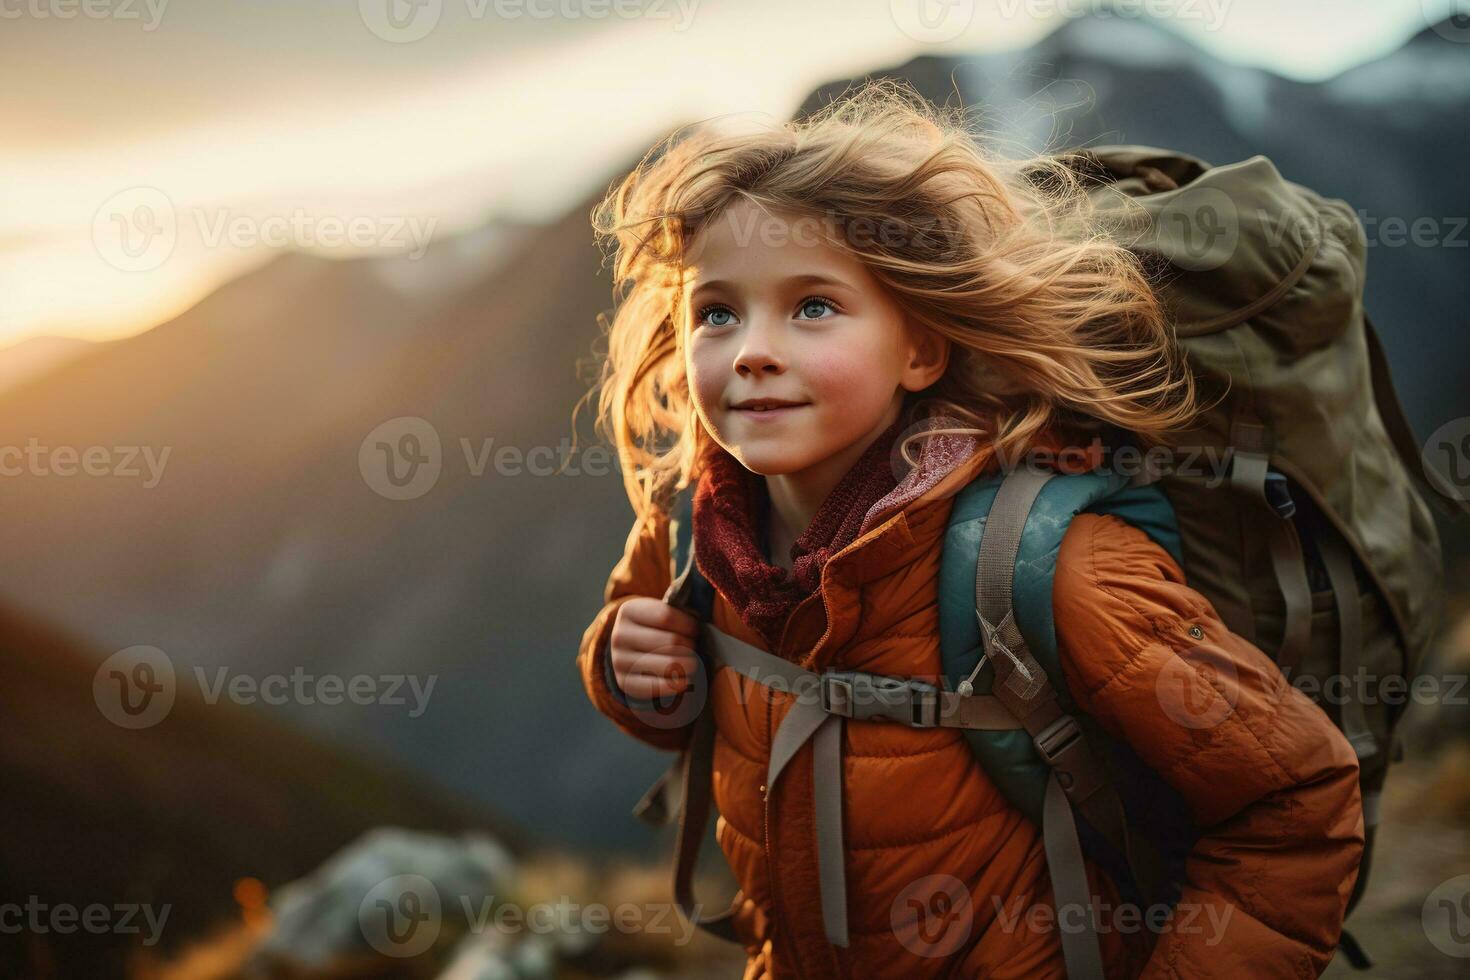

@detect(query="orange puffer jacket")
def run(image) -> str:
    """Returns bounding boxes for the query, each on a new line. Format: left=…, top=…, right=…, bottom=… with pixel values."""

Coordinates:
left=578, top=436, right=1364, bottom=979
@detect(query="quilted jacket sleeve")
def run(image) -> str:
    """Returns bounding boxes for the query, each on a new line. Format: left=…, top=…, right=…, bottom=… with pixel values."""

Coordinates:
left=577, top=504, right=695, bottom=753
left=1052, top=512, right=1364, bottom=979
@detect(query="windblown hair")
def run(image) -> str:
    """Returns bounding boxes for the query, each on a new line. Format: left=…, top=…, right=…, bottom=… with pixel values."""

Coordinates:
left=582, top=79, right=1202, bottom=519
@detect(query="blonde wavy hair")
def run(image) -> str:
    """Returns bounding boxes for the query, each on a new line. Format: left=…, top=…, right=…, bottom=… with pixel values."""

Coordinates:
left=581, top=79, right=1202, bottom=520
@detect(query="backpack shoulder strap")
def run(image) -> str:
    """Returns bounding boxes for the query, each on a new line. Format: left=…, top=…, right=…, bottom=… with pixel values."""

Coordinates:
left=941, top=464, right=1192, bottom=976
left=667, top=483, right=716, bottom=618
left=973, top=466, right=1121, bottom=980
left=631, top=483, right=741, bottom=943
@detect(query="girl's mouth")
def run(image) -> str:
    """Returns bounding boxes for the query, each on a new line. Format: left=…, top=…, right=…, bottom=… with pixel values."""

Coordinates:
left=732, top=404, right=809, bottom=420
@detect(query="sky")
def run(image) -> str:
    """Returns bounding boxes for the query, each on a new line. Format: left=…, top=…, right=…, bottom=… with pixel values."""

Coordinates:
left=0, top=0, right=1461, bottom=347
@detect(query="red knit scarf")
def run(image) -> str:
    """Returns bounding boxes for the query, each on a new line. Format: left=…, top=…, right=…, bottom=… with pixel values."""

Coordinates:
left=692, top=414, right=907, bottom=651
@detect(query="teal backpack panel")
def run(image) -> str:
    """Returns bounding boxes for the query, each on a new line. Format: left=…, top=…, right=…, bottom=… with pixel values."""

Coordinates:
left=938, top=469, right=1185, bottom=862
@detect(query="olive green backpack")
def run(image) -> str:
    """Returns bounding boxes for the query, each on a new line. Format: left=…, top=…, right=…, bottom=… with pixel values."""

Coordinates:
left=1053, top=145, right=1461, bottom=964
left=948, top=145, right=1463, bottom=973
left=629, top=146, right=1462, bottom=975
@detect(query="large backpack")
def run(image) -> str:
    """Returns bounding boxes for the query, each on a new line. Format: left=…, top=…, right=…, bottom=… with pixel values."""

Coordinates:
left=1026, top=145, right=1463, bottom=968
left=629, top=146, right=1462, bottom=976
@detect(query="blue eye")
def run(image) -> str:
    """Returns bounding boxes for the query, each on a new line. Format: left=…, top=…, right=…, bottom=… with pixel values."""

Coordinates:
left=696, top=304, right=735, bottom=328
left=796, top=296, right=839, bottom=320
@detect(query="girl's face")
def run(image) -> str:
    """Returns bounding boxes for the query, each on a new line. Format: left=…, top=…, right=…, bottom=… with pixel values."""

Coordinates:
left=682, top=199, right=947, bottom=478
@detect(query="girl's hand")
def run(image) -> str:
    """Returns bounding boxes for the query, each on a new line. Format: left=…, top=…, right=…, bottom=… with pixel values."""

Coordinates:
left=610, top=597, right=701, bottom=699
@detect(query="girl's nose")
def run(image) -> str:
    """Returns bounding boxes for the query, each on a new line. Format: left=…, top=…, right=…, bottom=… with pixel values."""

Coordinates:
left=733, top=319, right=786, bottom=377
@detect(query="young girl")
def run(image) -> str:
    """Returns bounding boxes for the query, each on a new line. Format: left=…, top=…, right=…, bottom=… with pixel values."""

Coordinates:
left=577, top=81, right=1363, bottom=979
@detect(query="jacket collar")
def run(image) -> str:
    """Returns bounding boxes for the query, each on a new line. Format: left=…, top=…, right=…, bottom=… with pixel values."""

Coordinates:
left=826, top=417, right=1002, bottom=586
left=800, top=420, right=1092, bottom=671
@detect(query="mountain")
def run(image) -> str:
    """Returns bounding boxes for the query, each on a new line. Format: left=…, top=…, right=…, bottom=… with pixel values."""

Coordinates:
left=0, top=598, right=511, bottom=979
left=0, top=13, right=1465, bottom=868
left=800, top=13, right=1470, bottom=436
left=0, top=197, right=659, bottom=852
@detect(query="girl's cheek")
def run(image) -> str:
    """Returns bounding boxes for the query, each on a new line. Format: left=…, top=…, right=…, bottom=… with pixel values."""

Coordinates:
left=801, top=350, right=883, bottom=405
left=687, top=345, right=724, bottom=417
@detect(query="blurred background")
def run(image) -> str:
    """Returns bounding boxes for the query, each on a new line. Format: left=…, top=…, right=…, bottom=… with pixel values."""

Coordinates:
left=2, top=1, right=1469, bottom=977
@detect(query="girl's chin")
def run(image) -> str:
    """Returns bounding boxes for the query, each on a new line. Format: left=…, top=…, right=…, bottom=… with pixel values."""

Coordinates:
left=730, top=446, right=815, bottom=476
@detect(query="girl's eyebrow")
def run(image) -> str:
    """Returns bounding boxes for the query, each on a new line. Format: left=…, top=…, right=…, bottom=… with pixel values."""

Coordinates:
left=691, top=272, right=852, bottom=297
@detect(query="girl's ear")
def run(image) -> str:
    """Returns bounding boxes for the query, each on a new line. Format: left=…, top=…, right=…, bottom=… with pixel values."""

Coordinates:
left=900, top=323, right=950, bottom=393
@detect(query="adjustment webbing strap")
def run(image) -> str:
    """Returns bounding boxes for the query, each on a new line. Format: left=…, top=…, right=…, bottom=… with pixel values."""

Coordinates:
left=631, top=759, right=681, bottom=827
left=710, top=625, right=1031, bottom=731
left=1318, top=529, right=1378, bottom=758
left=1337, top=927, right=1374, bottom=970
left=653, top=544, right=743, bottom=941
left=1364, top=313, right=1470, bottom=518
left=1362, top=790, right=1382, bottom=830
left=1044, top=770, right=1107, bottom=980
left=670, top=706, right=743, bottom=942
left=1230, top=440, right=1312, bottom=674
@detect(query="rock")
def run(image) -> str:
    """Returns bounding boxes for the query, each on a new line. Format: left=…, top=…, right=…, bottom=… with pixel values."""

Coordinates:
left=247, top=826, right=515, bottom=970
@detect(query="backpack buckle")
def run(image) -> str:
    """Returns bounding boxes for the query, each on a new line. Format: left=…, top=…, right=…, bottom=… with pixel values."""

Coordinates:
left=820, top=670, right=939, bottom=727
left=1033, top=714, right=1084, bottom=766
